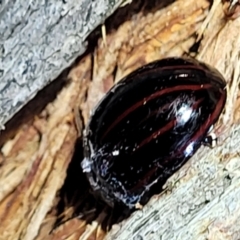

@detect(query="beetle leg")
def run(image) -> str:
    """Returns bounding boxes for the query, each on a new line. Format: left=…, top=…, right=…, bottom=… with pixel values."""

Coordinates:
left=202, top=132, right=217, bottom=148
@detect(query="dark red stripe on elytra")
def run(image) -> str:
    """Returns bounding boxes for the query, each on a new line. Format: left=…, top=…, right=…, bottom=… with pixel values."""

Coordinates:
left=179, top=88, right=227, bottom=154
left=127, top=166, right=158, bottom=192
left=191, top=98, right=204, bottom=109
left=136, top=119, right=176, bottom=150
left=161, top=88, right=226, bottom=164
left=138, top=102, right=172, bottom=126
left=129, top=92, right=226, bottom=190
left=101, top=84, right=213, bottom=141
left=136, top=97, right=205, bottom=150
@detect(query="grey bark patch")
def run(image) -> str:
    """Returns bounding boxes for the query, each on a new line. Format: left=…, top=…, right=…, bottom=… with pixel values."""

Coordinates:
left=0, top=0, right=122, bottom=129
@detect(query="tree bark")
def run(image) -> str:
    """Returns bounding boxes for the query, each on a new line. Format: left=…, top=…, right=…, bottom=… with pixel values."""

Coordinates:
left=0, top=0, right=122, bottom=129
left=1, top=0, right=240, bottom=239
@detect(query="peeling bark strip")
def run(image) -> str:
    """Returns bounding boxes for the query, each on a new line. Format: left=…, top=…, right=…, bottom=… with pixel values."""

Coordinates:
left=0, top=0, right=122, bottom=128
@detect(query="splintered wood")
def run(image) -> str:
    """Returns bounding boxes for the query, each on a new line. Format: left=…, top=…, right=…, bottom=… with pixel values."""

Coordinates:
left=1, top=0, right=240, bottom=240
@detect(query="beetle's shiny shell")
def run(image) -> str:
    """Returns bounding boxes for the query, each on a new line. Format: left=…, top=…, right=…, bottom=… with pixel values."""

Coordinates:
left=81, top=57, right=227, bottom=209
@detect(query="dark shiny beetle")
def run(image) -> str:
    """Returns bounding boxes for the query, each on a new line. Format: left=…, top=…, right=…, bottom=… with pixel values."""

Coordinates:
left=81, top=57, right=227, bottom=209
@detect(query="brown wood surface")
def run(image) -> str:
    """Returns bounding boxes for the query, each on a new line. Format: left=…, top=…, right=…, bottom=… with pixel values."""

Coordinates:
left=0, top=0, right=240, bottom=239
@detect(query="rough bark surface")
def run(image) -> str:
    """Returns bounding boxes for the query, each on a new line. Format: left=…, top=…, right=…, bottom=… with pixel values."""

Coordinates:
left=0, top=0, right=240, bottom=240
left=0, top=0, right=122, bottom=129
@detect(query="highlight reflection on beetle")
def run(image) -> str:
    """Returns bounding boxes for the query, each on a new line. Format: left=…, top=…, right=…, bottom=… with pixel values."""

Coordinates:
left=81, top=57, right=227, bottom=209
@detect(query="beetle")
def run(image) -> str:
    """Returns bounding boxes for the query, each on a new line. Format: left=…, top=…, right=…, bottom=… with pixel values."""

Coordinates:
left=81, top=57, right=227, bottom=209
